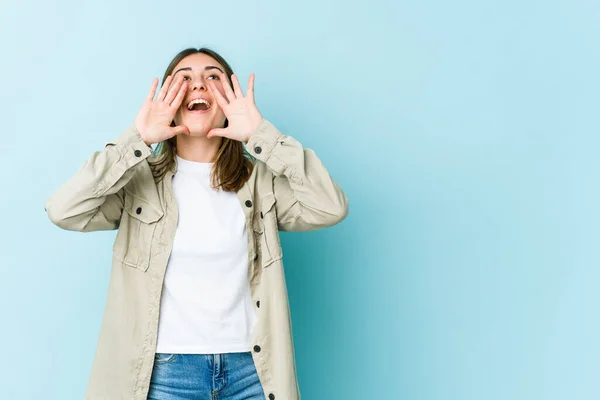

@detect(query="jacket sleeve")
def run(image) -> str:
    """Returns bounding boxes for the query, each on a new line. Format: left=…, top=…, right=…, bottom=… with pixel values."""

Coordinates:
left=44, top=125, right=153, bottom=232
left=245, top=119, right=349, bottom=232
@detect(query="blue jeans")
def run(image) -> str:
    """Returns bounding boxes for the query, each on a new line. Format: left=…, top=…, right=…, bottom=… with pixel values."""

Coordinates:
left=148, top=352, right=266, bottom=400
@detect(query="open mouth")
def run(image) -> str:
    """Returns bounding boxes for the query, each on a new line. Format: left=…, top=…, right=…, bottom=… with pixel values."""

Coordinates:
left=186, top=98, right=211, bottom=112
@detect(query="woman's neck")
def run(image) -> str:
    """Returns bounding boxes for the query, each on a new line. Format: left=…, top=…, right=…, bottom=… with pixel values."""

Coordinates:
left=175, top=134, right=223, bottom=163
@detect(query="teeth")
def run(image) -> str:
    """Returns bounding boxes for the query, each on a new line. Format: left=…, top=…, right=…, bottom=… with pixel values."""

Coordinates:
left=187, top=98, right=211, bottom=111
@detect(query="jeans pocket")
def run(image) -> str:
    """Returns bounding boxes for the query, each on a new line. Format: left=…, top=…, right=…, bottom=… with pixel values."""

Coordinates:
left=153, top=353, right=178, bottom=365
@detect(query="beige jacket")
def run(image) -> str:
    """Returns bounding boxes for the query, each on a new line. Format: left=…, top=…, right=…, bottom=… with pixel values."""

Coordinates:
left=45, top=118, right=348, bottom=400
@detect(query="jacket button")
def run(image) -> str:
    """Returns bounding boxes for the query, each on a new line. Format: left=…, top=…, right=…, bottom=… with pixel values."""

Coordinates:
left=269, top=394, right=275, bottom=400
left=256, top=300, right=260, bottom=308
left=254, top=146, right=262, bottom=154
left=260, top=211, right=263, bottom=219
left=134, top=149, right=142, bottom=157
left=254, top=253, right=258, bottom=261
left=136, top=207, right=142, bottom=215
left=253, top=345, right=261, bottom=353
left=245, top=200, right=252, bottom=207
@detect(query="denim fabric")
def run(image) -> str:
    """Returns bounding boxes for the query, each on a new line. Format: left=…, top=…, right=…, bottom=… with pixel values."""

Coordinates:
left=148, top=352, right=266, bottom=400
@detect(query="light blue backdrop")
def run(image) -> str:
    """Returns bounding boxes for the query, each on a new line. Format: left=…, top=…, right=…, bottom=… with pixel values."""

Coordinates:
left=1, top=0, right=598, bottom=398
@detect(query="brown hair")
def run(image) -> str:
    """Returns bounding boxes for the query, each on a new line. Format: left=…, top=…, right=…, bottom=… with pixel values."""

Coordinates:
left=148, top=47, right=255, bottom=192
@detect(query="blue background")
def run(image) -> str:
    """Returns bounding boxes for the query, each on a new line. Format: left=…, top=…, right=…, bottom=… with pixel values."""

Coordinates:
left=1, top=0, right=599, bottom=398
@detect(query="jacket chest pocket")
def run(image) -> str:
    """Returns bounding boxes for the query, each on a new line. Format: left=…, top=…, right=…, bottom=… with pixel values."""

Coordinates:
left=252, top=194, right=282, bottom=268
left=113, top=191, right=164, bottom=272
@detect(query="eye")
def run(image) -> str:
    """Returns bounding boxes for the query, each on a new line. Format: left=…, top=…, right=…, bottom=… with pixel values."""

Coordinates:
left=182, top=76, right=191, bottom=81
left=207, top=74, right=220, bottom=80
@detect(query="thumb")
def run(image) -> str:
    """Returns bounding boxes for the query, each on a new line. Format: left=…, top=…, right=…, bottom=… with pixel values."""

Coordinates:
left=170, top=125, right=190, bottom=136
left=207, top=128, right=228, bottom=139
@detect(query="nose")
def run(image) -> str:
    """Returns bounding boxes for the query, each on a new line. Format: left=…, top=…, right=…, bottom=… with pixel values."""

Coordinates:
left=191, top=76, right=207, bottom=92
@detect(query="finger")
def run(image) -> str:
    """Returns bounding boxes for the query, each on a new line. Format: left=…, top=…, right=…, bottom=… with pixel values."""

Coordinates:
left=209, top=81, right=229, bottom=108
left=247, top=74, right=255, bottom=103
left=164, top=74, right=184, bottom=104
left=146, top=78, right=159, bottom=101
left=171, top=81, right=188, bottom=108
left=157, top=75, right=173, bottom=102
left=220, top=72, right=237, bottom=102
left=207, top=127, right=228, bottom=139
left=231, top=74, right=244, bottom=98
left=170, top=125, right=190, bottom=136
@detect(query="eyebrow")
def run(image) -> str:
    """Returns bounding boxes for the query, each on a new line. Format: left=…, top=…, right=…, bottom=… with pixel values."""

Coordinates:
left=173, top=65, right=224, bottom=75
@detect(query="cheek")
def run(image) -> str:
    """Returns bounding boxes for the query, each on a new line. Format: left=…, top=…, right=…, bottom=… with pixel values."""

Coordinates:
left=173, top=109, right=182, bottom=125
left=215, top=107, right=227, bottom=123
left=211, top=81, right=227, bottom=97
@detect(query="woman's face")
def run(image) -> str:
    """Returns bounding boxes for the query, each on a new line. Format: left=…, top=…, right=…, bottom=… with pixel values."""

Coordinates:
left=171, top=53, right=228, bottom=136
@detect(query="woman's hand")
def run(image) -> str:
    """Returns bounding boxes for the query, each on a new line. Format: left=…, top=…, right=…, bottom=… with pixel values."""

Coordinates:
left=206, top=73, right=263, bottom=143
left=134, top=75, right=190, bottom=146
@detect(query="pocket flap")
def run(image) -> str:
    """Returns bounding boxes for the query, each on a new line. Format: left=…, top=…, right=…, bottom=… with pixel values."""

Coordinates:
left=260, top=194, right=276, bottom=216
left=253, top=194, right=276, bottom=233
left=124, top=190, right=164, bottom=223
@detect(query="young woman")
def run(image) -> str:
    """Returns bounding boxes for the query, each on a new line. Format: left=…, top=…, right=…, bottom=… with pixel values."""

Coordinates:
left=45, top=47, right=348, bottom=400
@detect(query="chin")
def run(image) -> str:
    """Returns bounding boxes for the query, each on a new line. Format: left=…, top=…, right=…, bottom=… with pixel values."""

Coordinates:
left=176, top=118, right=207, bottom=135
left=187, top=127, right=210, bottom=136
left=176, top=114, right=226, bottom=137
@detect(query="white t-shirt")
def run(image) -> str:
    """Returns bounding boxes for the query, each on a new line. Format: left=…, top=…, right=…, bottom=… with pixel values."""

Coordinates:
left=155, top=154, right=257, bottom=354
